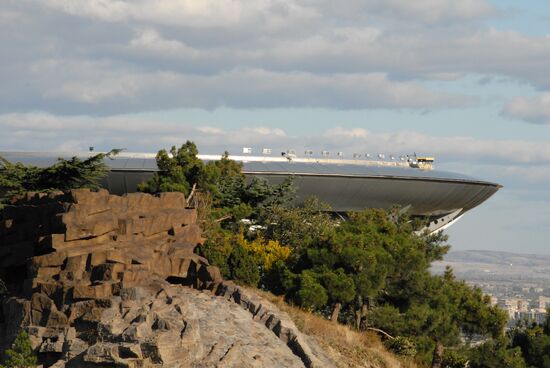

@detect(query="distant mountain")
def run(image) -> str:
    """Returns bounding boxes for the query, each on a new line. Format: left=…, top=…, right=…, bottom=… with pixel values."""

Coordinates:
left=432, top=250, right=550, bottom=283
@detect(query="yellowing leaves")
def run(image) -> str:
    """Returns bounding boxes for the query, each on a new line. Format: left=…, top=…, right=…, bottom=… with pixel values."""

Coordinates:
left=235, top=232, right=291, bottom=271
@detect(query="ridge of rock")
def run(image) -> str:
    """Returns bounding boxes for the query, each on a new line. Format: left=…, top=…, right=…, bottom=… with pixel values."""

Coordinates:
left=0, top=189, right=334, bottom=367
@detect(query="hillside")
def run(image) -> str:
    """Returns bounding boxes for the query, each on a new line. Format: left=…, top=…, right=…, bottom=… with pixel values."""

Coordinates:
left=253, top=288, right=418, bottom=368
left=0, top=189, right=416, bottom=368
left=432, top=250, right=550, bottom=283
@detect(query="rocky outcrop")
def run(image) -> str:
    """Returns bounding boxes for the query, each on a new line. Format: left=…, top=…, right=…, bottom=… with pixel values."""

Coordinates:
left=0, top=189, right=334, bottom=367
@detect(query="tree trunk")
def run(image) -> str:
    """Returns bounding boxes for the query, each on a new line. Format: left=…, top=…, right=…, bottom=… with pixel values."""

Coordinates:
left=431, top=342, right=444, bottom=368
left=355, top=302, right=369, bottom=330
left=331, top=302, right=342, bottom=323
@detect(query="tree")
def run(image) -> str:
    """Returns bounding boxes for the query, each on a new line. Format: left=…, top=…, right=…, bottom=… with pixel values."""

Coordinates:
left=510, top=310, right=550, bottom=368
left=469, top=336, right=526, bottom=368
left=294, top=271, right=328, bottom=311
left=227, top=243, right=260, bottom=287
left=0, top=149, right=121, bottom=207
left=139, top=143, right=295, bottom=223
left=0, top=330, right=37, bottom=368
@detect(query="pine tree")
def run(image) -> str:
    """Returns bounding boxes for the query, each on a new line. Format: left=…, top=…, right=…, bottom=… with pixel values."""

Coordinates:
left=0, top=149, right=121, bottom=207
left=0, top=330, right=37, bottom=368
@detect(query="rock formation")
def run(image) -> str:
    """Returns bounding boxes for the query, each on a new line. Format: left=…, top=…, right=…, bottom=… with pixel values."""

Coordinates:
left=0, top=189, right=333, bottom=367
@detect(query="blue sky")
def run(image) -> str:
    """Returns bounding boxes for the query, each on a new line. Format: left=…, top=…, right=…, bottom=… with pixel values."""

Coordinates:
left=1, top=0, right=549, bottom=254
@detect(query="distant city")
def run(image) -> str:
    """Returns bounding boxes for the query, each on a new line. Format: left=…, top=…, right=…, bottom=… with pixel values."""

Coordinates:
left=432, top=250, right=550, bottom=328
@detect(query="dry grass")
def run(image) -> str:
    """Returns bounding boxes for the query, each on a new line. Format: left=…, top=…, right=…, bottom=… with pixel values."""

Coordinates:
left=252, top=289, right=419, bottom=368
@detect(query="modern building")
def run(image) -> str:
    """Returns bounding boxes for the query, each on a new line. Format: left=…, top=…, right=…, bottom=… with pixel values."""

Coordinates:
left=0, top=150, right=501, bottom=233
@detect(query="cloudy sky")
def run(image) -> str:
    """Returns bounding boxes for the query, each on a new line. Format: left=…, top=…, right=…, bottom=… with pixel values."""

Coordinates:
left=1, top=0, right=549, bottom=254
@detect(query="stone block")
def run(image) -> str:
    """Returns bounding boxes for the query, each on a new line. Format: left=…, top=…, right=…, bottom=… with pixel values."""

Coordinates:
left=35, top=267, right=61, bottom=280
left=171, top=224, right=203, bottom=245
left=106, top=249, right=132, bottom=265
left=65, top=255, right=88, bottom=273
left=30, top=292, right=55, bottom=326
left=31, top=251, right=67, bottom=268
left=158, top=192, right=186, bottom=209
left=73, top=283, right=113, bottom=300
left=125, top=193, right=159, bottom=212
left=90, top=251, right=108, bottom=266
left=64, top=212, right=118, bottom=241
left=167, top=243, right=196, bottom=258
left=171, top=209, right=197, bottom=226
left=91, top=263, right=126, bottom=282
left=69, top=188, right=109, bottom=206
left=142, top=213, right=174, bottom=237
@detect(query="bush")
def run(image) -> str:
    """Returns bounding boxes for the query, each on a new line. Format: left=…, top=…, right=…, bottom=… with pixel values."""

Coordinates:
left=295, top=271, right=328, bottom=311
left=385, top=336, right=417, bottom=357
left=227, top=244, right=260, bottom=287
left=441, top=350, right=469, bottom=368
left=0, top=330, right=37, bottom=368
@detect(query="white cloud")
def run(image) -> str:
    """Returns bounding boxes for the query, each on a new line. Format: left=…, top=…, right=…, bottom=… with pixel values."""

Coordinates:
left=352, top=0, right=496, bottom=23
left=16, top=58, right=475, bottom=112
left=1, top=114, right=549, bottom=169
left=1, top=0, right=550, bottom=115
left=502, top=93, right=550, bottom=124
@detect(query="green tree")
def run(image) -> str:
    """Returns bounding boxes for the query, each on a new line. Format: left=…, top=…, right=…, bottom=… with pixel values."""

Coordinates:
left=0, top=330, right=37, bottom=368
left=227, top=243, right=260, bottom=287
left=313, top=267, right=356, bottom=323
left=294, top=271, right=328, bottom=311
left=469, top=336, right=526, bottom=368
left=0, top=149, right=121, bottom=207
left=511, top=312, right=550, bottom=368
left=139, top=143, right=295, bottom=224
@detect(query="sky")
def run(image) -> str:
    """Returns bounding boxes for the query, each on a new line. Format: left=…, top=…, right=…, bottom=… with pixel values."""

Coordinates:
left=1, top=0, right=549, bottom=254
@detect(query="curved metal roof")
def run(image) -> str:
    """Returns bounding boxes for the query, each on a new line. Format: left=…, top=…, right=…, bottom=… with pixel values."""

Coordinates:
left=239, top=161, right=498, bottom=187
left=0, top=151, right=499, bottom=187
left=0, top=151, right=501, bottom=223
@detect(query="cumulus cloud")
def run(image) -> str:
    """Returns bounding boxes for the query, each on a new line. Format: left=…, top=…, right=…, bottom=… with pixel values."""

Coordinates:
left=1, top=0, right=550, bottom=115
left=2, top=56, right=475, bottom=114
left=502, top=93, right=550, bottom=124
left=1, top=113, right=549, bottom=168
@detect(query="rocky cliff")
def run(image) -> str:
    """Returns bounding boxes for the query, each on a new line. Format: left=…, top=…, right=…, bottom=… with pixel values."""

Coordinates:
left=0, top=189, right=333, bottom=367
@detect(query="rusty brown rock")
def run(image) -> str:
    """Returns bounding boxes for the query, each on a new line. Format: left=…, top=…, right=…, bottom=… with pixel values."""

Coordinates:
left=171, top=224, right=204, bottom=245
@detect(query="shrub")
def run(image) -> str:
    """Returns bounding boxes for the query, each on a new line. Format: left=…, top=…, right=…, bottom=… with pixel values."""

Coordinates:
left=0, top=330, right=37, bottom=368
left=384, top=336, right=417, bottom=357
left=227, top=244, right=260, bottom=287
left=295, top=271, right=328, bottom=311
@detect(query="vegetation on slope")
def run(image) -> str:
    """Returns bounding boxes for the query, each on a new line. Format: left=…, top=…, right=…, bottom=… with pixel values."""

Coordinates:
left=0, top=149, right=121, bottom=208
left=3, top=142, right=549, bottom=367
left=142, top=142, right=513, bottom=367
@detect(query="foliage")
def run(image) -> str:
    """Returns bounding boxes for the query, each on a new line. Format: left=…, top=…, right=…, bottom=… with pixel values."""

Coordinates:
left=0, top=330, right=37, bottom=368
left=385, top=336, right=417, bottom=357
left=139, top=142, right=295, bottom=224
left=0, top=149, right=121, bottom=207
left=441, top=350, right=469, bottom=368
left=135, top=142, right=513, bottom=366
left=259, top=197, right=335, bottom=252
left=510, top=311, right=550, bottom=368
left=227, top=243, right=260, bottom=287
left=468, top=336, right=526, bottom=368
left=236, top=233, right=291, bottom=271
left=294, top=271, right=328, bottom=311
left=256, top=203, right=506, bottom=365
